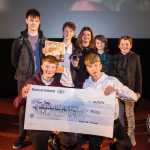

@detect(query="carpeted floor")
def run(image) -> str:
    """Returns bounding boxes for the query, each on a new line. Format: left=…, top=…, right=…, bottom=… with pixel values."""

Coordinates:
left=0, top=98, right=150, bottom=150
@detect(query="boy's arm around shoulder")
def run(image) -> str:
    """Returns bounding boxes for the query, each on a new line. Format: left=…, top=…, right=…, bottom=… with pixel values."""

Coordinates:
left=113, top=77, right=138, bottom=102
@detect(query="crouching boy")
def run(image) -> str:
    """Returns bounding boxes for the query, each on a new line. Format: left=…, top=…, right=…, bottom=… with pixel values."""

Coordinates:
left=14, top=55, right=77, bottom=150
left=83, top=54, right=138, bottom=150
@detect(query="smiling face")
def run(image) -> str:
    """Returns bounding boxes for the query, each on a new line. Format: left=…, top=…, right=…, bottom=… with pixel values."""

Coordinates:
left=118, top=39, right=132, bottom=54
left=62, top=26, right=75, bottom=41
left=41, top=61, right=57, bottom=80
left=82, top=30, right=91, bottom=45
left=86, top=62, right=102, bottom=78
left=26, top=15, right=40, bottom=32
left=95, top=39, right=105, bottom=51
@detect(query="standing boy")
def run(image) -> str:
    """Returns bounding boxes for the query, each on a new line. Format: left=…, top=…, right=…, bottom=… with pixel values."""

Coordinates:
left=83, top=53, right=138, bottom=150
left=58, top=22, right=79, bottom=88
left=74, top=26, right=95, bottom=88
left=11, top=9, right=48, bottom=149
left=14, top=55, right=77, bottom=150
left=43, top=22, right=79, bottom=149
left=112, top=36, right=142, bottom=146
left=94, top=34, right=113, bottom=76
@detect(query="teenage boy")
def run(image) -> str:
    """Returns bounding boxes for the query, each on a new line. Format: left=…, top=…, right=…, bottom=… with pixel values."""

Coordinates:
left=112, top=36, right=142, bottom=146
left=11, top=9, right=48, bottom=149
left=43, top=22, right=79, bottom=88
left=42, top=22, right=79, bottom=149
left=83, top=53, right=138, bottom=150
left=14, top=55, right=77, bottom=150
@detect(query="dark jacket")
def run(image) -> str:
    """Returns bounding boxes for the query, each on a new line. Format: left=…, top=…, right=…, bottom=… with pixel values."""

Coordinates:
left=113, top=51, right=142, bottom=94
left=96, top=52, right=113, bottom=76
left=11, top=29, right=48, bottom=82
left=73, top=45, right=95, bottom=79
left=14, top=73, right=62, bottom=108
left=56, top=44, right=79, bottom=88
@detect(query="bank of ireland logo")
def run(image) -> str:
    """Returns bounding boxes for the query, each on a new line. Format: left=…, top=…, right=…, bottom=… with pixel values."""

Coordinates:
left=30, top=114, right=34, bottom=117
left=147, top=114, right=150, bottom=132
left=57, top=89, right=65, bottom=94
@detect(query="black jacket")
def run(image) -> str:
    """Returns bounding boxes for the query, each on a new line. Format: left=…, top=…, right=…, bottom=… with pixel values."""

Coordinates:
left=73, top=45, right=95, bottom=79
left=113, top=51, right=142, bottom=94
left=11, top=29, right=48, bottom=82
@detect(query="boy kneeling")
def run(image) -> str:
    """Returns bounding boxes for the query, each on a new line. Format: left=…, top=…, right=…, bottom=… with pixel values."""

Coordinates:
left=83, top=54, right=138, bottom=150
left=14, top=55, right=77, bottom=150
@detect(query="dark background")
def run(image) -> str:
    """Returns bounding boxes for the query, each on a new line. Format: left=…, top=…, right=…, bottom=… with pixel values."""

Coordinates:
left=0, top=38, right=149, bottom=98
left=0, top=1, right=150, bottom=99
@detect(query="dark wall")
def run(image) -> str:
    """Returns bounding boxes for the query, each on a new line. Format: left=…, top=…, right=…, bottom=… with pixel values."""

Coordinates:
left=0, top=38, right=150, bottom=98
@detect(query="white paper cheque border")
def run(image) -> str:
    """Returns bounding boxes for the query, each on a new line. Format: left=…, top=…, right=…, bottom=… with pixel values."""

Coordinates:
left=25, top=85, right=115, bottom=138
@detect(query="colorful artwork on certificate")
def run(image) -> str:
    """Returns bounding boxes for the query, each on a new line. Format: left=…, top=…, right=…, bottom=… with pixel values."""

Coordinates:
left=45, top=41, right=65, bottom=73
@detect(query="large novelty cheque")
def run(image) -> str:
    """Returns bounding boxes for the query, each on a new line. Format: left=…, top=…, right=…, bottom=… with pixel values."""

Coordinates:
left=24, top=85, right=115, bottom=138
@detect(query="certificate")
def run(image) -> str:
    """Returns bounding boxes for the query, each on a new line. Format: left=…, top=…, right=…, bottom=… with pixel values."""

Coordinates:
left=24, top=85, right=115, bottom=138
left=45, top=41, right=65, bottom=73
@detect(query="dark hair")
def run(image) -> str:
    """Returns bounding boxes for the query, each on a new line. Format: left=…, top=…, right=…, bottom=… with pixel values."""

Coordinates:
left=118, top=36, right=132, bottom=45
left=26, top=9, right=40, bottom=19
left=94, top=35, right=109, bottom=52
left=62, top=22, right=76, bottom=31
left=76, top=27, right=95, bottom=49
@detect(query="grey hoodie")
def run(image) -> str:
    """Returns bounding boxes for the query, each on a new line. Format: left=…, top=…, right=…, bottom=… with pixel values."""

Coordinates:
left=83, top=72, right=137, bottom=120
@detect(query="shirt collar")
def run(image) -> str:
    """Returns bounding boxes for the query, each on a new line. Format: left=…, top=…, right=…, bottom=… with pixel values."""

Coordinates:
left=65, top=44, right=72, bottom=54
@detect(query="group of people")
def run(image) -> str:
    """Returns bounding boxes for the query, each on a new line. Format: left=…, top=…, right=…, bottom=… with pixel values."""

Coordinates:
left=11, top=8, right=142, bottom=150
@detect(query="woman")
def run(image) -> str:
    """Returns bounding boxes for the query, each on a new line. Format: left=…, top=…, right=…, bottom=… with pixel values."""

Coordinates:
left=74, top=27, right=95, bottom=88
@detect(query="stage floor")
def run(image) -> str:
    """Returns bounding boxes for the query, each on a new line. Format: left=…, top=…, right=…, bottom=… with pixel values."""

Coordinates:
left=0, top=98, right=150, bottom=150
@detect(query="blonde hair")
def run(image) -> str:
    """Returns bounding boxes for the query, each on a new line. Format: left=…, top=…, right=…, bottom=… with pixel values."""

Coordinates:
left=42, top=55, right=58, bottom=66
left=84, top=54, right=101, bottom=66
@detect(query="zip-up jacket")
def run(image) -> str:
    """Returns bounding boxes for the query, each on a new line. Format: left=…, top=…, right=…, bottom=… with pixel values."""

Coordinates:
left=11, top=29, right=48, bottom=82
left=112, top=51, right=142, bottom=94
